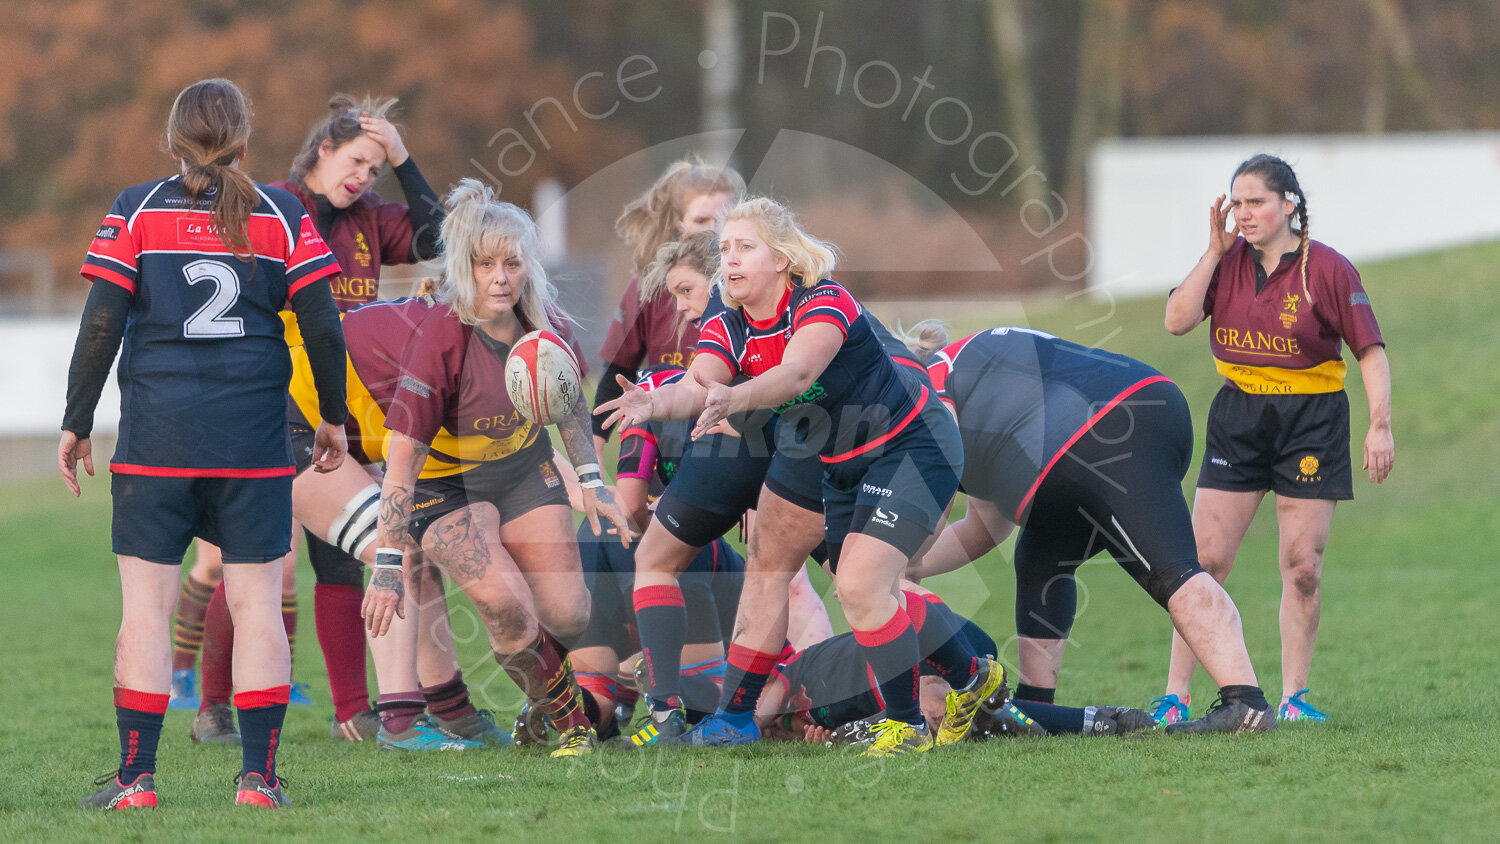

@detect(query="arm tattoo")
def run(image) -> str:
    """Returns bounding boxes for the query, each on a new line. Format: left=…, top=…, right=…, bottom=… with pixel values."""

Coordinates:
left=379, top=442, right=429, bottom=544
left=556, top=398, right=602, bottom=470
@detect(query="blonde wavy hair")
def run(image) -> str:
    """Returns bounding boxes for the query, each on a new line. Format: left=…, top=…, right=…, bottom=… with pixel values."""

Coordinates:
left=433, top=179, right=564, bottom=331
left=616, top=157, right=745, bottom=279
left=890, top=319, right=950, bottom=364
left=717, top=197, right=839, bottom=310
left=639, top=229, right=721, bottom=303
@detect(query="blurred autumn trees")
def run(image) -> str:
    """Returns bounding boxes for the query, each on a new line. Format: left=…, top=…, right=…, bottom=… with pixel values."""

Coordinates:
left=2, top=0, right=1497, bottom=303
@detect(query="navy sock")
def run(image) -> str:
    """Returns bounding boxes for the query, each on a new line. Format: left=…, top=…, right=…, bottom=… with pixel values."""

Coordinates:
left=905, top=593, right=979, bottom=688
left=720, top=644, right=779, bottom=716
left=235, top=689, right=289, bottom=782
left=957, top=617, right=997, bottom=659
left=1011, top=699, right=1087, bottom=734
left=634, top=585, right=687, bottom=711
left=855, top=610, right=922, bottom=726
left=1016, top=683, right=1056, bottom=704
left=116, top=707, right=164, bottom=782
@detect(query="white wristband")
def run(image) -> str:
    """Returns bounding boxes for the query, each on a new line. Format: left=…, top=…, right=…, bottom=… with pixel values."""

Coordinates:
left=573, top=463, right=601, bottom=477
left=372, top=563, right=403, bottom=570
left=375, top=547, right=405, bottom=558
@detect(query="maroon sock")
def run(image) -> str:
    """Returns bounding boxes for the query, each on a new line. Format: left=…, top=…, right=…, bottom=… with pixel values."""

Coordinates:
left=172, top=575, right=214, bottom=672
left=497, top=631, right=589, bottom=732
left=281, top=595, right=298, bottom=663
left=421, top=670, right=476, bottom=722
left=314, top=584, right=370, bottom=721
left=199, top=583, right=234, bottom=708
left=374, top=693, right=425, bottom=734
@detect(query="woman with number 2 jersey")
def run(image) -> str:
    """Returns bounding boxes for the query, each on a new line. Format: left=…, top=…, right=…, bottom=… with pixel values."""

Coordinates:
left=62, top=79, right=348, bottom=809
left=599, top=197, right=1000, bottom=757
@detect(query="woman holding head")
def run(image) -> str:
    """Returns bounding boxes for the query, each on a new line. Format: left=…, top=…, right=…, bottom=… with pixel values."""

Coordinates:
left=353, top=179, right=632, bottom=758
left=599, top=197, right=998, bottom=756
left=1157, top=154, right=1393, bottom=724
left=63, top=78, right=348, bottom=809
left=175, top=93, right=446, bottom=742
left=590, top=158, right=744, bottom=453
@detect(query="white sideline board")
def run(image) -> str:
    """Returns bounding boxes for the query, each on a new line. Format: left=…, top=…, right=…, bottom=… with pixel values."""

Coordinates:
left=1087, top=132, right=1500, bottom=299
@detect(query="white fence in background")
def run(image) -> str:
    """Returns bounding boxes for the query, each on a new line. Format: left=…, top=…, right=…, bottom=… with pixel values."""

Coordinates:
left=1088, top=132, right=1500, bottom=298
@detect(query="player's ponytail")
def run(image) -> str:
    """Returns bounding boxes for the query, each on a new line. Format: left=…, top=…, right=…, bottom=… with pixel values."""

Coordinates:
left=893, top=318, right=950, bottom=364
left=167, top=79, right=256, bottom=260
left=1232, top=154, right=1314, bottom=305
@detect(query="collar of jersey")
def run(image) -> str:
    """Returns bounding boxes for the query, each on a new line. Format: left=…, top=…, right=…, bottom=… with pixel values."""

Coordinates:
left=744, top=284, right=793, bottom=331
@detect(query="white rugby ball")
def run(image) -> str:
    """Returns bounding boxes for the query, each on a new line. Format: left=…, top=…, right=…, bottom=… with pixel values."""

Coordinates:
left=505, top=329, right=582, bottom=425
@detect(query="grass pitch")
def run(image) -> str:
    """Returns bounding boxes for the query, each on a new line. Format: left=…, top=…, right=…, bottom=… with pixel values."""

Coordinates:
left=2, top=241, right=1498, bottom=841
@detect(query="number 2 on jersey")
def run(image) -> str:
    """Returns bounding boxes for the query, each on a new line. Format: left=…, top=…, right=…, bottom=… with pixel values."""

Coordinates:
left=182, top=259, right=245, bottom=338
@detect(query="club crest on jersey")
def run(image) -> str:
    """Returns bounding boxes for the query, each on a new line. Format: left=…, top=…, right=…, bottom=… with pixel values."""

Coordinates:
left=539, top=462, right=561, bottom=489
left=1296, top=454, right=1322, bottom=483
left=1280, top=293, right=1300, bottom=328
left=354, top=233, right=373, bottom=268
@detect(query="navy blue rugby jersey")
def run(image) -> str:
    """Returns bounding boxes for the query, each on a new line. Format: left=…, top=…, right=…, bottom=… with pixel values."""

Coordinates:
left=80, top=176, right=340, bottom=476
left=695, top=281, right=929, bottom=463
left=927, top=327, right=1173, bottom=522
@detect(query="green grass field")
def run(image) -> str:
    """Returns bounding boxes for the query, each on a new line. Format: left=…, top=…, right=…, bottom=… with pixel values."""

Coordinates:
left=3, top=240, right=1498, bottom=841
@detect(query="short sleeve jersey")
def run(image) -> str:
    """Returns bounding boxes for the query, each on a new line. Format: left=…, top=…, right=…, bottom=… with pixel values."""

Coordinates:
left=341, top=297, right=588, bottom=476
left=272, top=179, right=417, bottom=346
left=599, top=277, right=698, bottom=371
left=1202, top=238, right=1384, bottom=394
left=927, top=327, right=1170, bottom=522
left=80, top=176, right=339, bottom=476
left=695, top=281, right=927, bottom=462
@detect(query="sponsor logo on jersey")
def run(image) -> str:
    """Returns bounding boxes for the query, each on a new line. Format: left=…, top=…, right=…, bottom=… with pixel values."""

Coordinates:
left=774, top=381, right=825, bottom=413
left=412, top=497, right=442, bottom=511
left=1349, top=291, right=1371, bottom=306
left=861, top=483, right=893, bottom=497
left=1213, top=327, right=1301, bottom=358
left=96, top=224, right=121, bottom=241
left=1210, top=456, right=1231, bottom=468
left=399, top=374, right=433, bottom=398
left=177, top=218, right=227, bottom=247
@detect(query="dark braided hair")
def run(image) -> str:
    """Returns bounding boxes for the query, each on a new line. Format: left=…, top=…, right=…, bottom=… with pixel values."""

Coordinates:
left=1233, top=154, right=1312, bottom=304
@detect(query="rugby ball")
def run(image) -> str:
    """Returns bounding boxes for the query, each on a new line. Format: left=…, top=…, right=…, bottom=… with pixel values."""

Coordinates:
left=505, top=330, right=582, bottom=425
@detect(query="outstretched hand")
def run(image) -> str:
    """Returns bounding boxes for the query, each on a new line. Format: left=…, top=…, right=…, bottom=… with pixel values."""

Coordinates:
left=593, top=373, right=653, bottom=432
left=581, top=485, right=639, bottom=548
left=691, top=370, right=735, bottom=440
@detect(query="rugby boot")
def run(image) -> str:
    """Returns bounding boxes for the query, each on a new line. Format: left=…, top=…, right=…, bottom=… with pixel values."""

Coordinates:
left=190, top=703, right=240, bottom=745
left=621, top=708, right=687, bottom=748
left=1148, top=694, right=1191, bottom=726
left=1277, top=689, right=1330, bottom=722
left=862, top=719, right=933, bottom=757
left=1089, top=706, right=1157, bottom=736
left=550, top=724, right=599, bottom=757
left=435, top=709, right=514, bottom=747
left=1165, top=695, right=1277, bottom=735
left=79, top=771, right=157, bottom=810
left=935, top=657, right=1006, bottom=745
left=234, top=772, right=291, bottom=808
left=330, top=710, right=381, bottom=741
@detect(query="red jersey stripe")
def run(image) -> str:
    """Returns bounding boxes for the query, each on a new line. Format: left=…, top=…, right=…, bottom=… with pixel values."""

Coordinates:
left=820, top=384, right=929, bottom=464
left=110, top=463, right=297, bottom=478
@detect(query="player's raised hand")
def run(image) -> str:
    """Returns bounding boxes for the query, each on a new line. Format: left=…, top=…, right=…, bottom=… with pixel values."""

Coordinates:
left=1208, top=193, right=1240, bottom=256
left=58, top=430, right=93, bottom=498
left=360, top=114, right=409, bottom=167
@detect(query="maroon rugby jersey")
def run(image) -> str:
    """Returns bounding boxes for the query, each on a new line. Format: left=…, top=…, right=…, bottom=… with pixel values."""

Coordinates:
left=599, top=276, right=698, bottom=371
left=341, top=296, right=588, bottom=476
left=1202, top=238, right=1384, bottom=394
